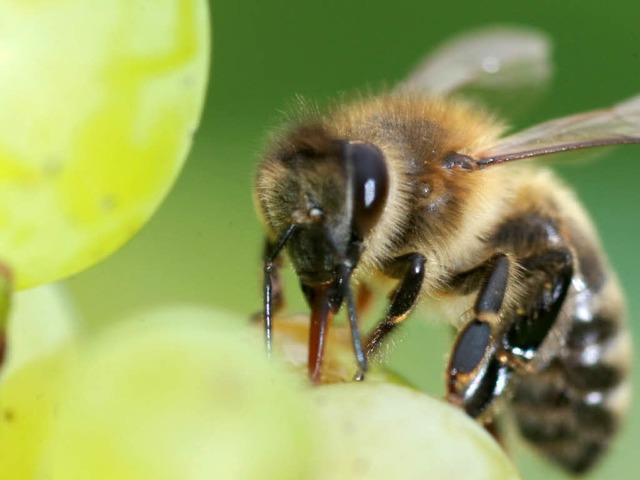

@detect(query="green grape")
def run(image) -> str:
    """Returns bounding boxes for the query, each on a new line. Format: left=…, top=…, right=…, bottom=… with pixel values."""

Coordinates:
left=40, top=309, right=315, bottom=480
left=2, top=283, right=80, bottom=380
left=0, top=265, right=10, bottom=339
left=0, top=0, right=210, bottom=289
left=0, top=284, right=79, bottom=478
left=309, top=383, right=521, bottom=480
left=0, top=347, right=75, bottom=479
left=4, top=305, right=522, bottom=479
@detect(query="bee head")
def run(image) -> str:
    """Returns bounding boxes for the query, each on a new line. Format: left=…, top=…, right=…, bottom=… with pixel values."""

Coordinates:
left=255, top=124, right=389, bottom=286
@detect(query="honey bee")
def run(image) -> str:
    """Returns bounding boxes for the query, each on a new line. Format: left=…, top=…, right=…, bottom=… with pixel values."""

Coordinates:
left=253, top=27, right=638, bottom=474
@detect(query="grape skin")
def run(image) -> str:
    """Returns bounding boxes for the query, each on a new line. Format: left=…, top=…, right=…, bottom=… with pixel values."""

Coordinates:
left=0, top=0, right=210, bottom=289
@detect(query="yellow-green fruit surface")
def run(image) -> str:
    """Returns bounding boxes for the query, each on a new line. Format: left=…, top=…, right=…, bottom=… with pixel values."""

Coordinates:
left=0, top=284, right=79, bottom=479
left=310, top=383, right=522, bottom=480
left=39, top=311, right=314, bottom=480
left=0, top=0, right=210, bottom=289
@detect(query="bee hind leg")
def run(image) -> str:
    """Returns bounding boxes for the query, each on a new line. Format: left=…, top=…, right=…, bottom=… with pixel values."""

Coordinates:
left=505, top=248, right=573, bottom=364
left=447, top=248, right=574, bottom=419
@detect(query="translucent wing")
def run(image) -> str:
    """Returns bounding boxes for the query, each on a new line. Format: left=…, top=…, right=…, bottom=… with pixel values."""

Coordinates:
left=397, top=26, right=551, bottom=96
left=472, top=95, right=640, bottom=168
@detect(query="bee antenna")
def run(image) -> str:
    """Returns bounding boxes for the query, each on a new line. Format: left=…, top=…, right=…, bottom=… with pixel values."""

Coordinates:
left=263, top=224, right=298, bottom=356
left=267, top=224, right=298, bottom=261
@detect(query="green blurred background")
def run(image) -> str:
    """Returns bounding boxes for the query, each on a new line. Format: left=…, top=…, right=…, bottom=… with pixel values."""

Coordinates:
left=66, top=1, right=639, bottom=478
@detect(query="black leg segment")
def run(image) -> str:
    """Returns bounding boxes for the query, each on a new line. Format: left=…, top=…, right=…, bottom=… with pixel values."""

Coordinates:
left=507, top=248, right=573, bottom=360
left=447, top=248, right=574, bottom=419
left=364, top=253, right=426, bottom=356
left=474, top=254, right=510, bottom=318
left=339, top=265, right=368, bottom=381
left=447, top=254, right=512, bottom=418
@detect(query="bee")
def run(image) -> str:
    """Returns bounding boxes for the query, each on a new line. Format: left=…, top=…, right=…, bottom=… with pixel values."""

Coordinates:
left=253, top=27, right=638, bottom=474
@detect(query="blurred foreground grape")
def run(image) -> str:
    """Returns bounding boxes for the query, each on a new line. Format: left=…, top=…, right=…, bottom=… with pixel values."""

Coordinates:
left=0, top=308, right=521, bottom=479
left=0, top=0, right=210, bottom=289
left=40, top=309, right=315, bottom=480
left=269, top=313, right=521, bottom=479
left=312, top=383, right=521, bottom=480
left=0, top=284, right=80, bottom=478
left=2, top=284, right=79, bottom=379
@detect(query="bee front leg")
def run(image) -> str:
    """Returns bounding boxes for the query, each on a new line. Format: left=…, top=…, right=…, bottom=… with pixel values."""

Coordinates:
left=363, top=253, right=427, bottom=360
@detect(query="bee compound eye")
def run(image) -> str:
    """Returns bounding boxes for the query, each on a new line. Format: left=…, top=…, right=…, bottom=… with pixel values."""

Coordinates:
left=345, top=142, right=389, bottom=237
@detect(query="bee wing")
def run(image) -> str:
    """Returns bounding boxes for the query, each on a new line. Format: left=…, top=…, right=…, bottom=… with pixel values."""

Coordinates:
left=397, top=26, right=551, bottom=96
left=472, top=95, right=640, bottom=168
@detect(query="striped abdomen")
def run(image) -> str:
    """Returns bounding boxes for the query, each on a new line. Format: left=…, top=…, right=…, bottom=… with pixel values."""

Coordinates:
left=511, top=250, right=631, bottom=473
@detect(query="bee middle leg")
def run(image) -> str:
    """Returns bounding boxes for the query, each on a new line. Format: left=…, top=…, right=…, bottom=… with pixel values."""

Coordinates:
left=363, top=253, right=427, bottom=359
left=446, top=253, right=512, bottom=416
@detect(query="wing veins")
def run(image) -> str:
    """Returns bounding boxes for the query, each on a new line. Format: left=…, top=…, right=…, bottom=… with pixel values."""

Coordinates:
left=475, top=136, right=640, bottom=169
